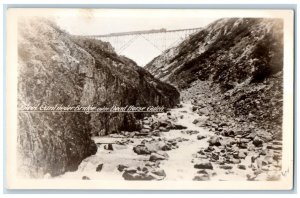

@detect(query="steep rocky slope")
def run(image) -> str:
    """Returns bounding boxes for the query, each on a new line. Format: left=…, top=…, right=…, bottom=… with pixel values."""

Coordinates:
left=17, top=18, right=179, bottom=178
left=145, top=18, right=283, bottom=139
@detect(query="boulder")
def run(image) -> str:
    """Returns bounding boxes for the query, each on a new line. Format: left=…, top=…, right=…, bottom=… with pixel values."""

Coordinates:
left=96, top=163, right=103, bottom=172
left=149, top=153, right=166, bottom=162
left=161, top=144, right=172, bottom=151
left=156, top=151, right=169, bottom=159
left=192, top=106, right=198, bottom=112
left=197, top=170, right=209, bottom=175
left=230, top=158, right=241, bottom=164
left=151, top=169, right=166, bottom=177
left=142, top=125, right=151, bottom=130
left=104, top=143, right=114, bottom=151
left=117, top=164, right=128, bottom=172
left=192, top=119, right=200, bottom=124
left=194, top=162, right=213, bottom=170
left=219, top=165, right=233, bottom=170
left=133, top=145, right=151, bottom=155
left=238, top=151, right=247, bottom=159
left=253, top=136, right=263, bottom=147
left=223, top=130, right=235, bottom=137
left=159, top=127, right=169, bottom=132
left=143, top=120, right=151, bottom=125
left=197, top=135, right=206, bottom=140
left=140, top=128, right=150, bottom=134
left=186, top=130, right=199, bottom=135
left=193, top=174, right=210, bottom=181
left=237, top=164, right=246, bottom=170
left=122, top=172, right=154, bottom=181
left=208, top=136, right=221, bottom=146
left=123, top=167, right=137, bottom=174
left=173, top=124, right=187, bottom=130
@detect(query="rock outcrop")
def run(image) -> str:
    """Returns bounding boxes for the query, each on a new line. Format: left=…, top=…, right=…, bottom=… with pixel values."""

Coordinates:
left=17, top=18, right=179, bottom=178
left=145, top=18, right=283, bottom=138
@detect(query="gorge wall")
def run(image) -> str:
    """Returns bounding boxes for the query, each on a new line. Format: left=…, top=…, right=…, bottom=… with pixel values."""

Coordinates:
left=17, top=18, right=179, bottom=178
left=145, top=18, right=283, bottom=139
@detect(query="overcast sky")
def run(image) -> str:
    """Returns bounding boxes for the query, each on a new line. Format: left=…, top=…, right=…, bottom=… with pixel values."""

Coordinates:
left=54, top=9, right=218, bottom=66
left=55, top=9, right=218, bottom=35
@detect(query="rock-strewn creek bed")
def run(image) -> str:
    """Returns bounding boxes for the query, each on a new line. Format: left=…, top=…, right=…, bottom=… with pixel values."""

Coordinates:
left=54, top=103, right=282, bottom=181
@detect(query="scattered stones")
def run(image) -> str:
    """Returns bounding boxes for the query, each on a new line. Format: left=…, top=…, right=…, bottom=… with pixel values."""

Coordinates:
left=121, top=165, right=166, bottom=181
left=96, top=163, right=103, bottom=172
left=194, top=162, right=213, bottom=170
left=116, top=139, right=134, bottom=145
left=185, top=130, right=199, bottom=135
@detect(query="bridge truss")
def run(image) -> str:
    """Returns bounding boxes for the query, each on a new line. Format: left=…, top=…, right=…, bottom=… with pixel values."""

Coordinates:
left=85, top=27, right=202, bottom=54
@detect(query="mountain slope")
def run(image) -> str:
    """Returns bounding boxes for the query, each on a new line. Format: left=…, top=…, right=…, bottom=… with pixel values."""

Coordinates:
left=145, top=18, right=283, bottom=138
left=17, top=18, right=179, bottom=178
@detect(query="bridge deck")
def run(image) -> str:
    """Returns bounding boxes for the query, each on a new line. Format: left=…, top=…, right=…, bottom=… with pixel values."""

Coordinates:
left=81, top=27, right=202, bottom=38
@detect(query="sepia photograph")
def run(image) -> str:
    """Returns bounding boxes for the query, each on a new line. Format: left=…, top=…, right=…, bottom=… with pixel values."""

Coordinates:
left=5, top=8, right=294, bottom=190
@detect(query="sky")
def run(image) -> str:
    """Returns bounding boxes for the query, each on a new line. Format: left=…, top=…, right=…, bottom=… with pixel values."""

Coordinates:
left=54, top=9, right=218, bottom=66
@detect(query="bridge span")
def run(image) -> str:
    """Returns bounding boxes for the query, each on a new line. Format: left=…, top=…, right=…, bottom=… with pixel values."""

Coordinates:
left=81, top=27, right=202, bottom=54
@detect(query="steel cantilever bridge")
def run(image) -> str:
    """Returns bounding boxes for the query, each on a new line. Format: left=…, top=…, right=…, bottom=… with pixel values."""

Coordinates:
left=84, top=27, right=202, bottom=54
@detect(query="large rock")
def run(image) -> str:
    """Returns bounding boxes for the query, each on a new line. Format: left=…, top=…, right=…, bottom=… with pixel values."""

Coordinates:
left=149, top=153, right=166, bottom=162
left=96, top=164, right=103, bottom=172
left=193, top=174, right=210, bottom=181
left=151, top=169, right=166, bottom=177
left=117, top=164, right=128, bottom=172
left=122, top=171, right=154, bottom=181
left=17, top=18, right=179, bottom=178
left=253, top=136, right=264, bottom=147
left=194, top=162, right=213, bottom=170
left=133, top=145, right=151, bottom=155
left=208, top=136, right=222, bottom=147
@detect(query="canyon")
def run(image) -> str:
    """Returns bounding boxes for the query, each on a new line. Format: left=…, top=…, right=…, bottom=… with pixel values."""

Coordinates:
left=17, top=17, right=283, bottom=181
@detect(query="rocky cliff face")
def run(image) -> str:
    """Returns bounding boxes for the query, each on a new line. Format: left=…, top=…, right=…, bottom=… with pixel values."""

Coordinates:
left=17, top=18, right=179, bottom=178
left=145, top=18, right=283, bottom=138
